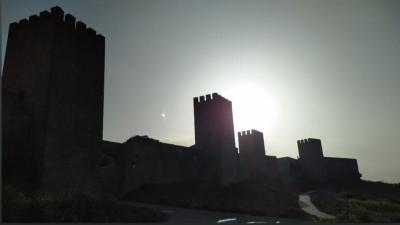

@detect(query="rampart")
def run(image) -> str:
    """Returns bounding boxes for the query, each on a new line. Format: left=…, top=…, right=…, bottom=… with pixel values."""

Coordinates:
left=101, top=137, right=201, bottom=197
left=325, top=157, right=361, bottom=183
left=2, top=6, right=365, bottom=199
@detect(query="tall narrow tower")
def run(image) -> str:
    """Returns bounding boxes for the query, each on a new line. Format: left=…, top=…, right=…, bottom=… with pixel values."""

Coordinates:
left=2, top=7, right=105, bottom=194
left=297, top=138, right=328, bottom=184
left=193, top=93, right=238, bottom=183
left=238, top=129, right=267, bottom=179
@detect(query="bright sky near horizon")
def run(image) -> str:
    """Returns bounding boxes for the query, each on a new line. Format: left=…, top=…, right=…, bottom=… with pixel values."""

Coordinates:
left=2, top=0, right=400, bottom=183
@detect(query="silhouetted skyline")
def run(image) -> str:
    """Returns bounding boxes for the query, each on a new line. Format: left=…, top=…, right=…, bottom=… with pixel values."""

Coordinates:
left=2, top=0, right=400, bottom=183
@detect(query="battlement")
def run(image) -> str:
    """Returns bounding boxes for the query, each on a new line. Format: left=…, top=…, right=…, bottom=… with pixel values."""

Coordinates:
left=238, top=129, right=263, bottom=137
left=238, top=128, right=266, bottom=175
left=193, top=92, right=231, bottom=105
left=11, top=6, right=104, bottom=41
left=297, top=138, right=321, bottom=145
left=297, top=138, right=324, bottom=159
left=193, top=91, right=236, bottom=160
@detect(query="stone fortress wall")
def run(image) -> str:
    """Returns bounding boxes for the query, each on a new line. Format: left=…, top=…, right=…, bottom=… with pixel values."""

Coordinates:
left=2, top=6, right=362, bottom=197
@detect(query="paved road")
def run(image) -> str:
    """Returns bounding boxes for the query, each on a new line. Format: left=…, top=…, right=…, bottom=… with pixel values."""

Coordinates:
left=116, top=200, right=304, bottom=224
left=298, top=192, right=335, bottom=220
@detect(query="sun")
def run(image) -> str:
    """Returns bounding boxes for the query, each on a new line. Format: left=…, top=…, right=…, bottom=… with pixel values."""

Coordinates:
left=222, top=82, right=279, bottom=133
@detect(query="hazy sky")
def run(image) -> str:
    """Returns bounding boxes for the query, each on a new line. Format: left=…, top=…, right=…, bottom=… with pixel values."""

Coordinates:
left=2, top=0, right=400, bottom=183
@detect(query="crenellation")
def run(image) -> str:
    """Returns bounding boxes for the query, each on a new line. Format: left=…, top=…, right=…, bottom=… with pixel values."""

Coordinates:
left=19, top=19, right=29, bottom=26
left=213, top=94, right=224, bottom=102
left=40, top=10, right=51, bottom=18
left=50, top=6, right=64, bottom=20
left=299, top=139, right=307, bottom=143
left=239, top=131, right=248, bottom=136
left=9, top=22, right=19, bottom=31
left=212, top=92, right=218, bottom=99
left=76, top=21, right=87, bottom=31
left=9, top=11, right=104, bottom=40
left=238, top=129, right=264, bottom=137
left=87, top=28, right=97, bottom=37
left=96, top=34, right=105, bottom=43
left=29, top=15, right=39, bottom=21
left=252, top=129, right=262, bottom=135
left=65, top=14, right=76, bottom=28
left=193, top=93, right=233, bottom=105
left=212, top=93, right=220, bottom=99
left=11, top=9, right=93, bottom=32
left=298, top=138, right=322, bottom=145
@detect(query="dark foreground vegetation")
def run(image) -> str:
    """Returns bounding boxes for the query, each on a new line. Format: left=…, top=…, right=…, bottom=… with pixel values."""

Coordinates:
left=310, top=180, right=400, bottom=222
left=123, top=180, right=313, bottom=220
left=2, top=185, right=167, bottom=222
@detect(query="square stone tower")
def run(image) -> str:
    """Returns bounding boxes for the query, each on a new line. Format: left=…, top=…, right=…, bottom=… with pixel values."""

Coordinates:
left=297, top=138, right=328, bottom=184
left=193, top=93, right=238, bottom=184
left=238, top=129, right=267, bottom=179
left=2, top=6, right=105, bottom=194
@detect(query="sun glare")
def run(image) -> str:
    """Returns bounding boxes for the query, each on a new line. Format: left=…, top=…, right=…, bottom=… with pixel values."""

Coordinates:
left=222, top=83, right=279, bottom=133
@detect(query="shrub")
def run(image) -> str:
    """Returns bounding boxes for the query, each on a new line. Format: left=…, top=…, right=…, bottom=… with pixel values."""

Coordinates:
left=2, top=185, right=166, bottom=222
left=311, top=190, right=400, bottom=222
left=2, top=185, right=43, bottom=222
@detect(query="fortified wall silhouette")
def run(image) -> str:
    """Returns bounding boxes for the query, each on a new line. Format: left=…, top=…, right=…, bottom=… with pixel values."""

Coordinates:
left=101, top=91, right=362, bottom=195
left=2, top=6, right=362, bottom=197
left=2, top=6, right=104, bottom=194
left=238, top=130, right=268, bottom=179
left=297, top=138, right=328, bottom=183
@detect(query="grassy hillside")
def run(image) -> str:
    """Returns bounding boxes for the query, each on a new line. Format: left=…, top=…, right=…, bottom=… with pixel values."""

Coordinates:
left=310, top=181, right=400, bottom=222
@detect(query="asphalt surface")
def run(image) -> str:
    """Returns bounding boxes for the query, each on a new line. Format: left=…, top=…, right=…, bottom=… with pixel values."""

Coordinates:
left=116, top=200, right=305, bottom=224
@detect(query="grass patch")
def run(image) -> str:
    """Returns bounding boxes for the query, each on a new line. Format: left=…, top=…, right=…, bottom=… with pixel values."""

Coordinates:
left=2, top=185, right=167, bottom=222
left=310, top=190, right=400, bottom=222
